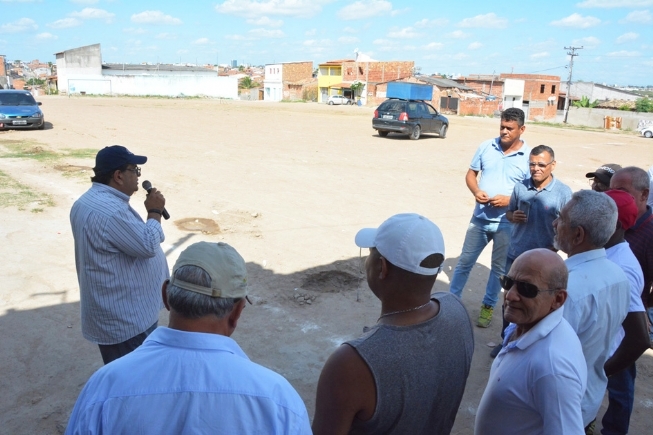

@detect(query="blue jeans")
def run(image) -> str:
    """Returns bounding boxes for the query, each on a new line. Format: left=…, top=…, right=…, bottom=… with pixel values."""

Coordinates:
left=648, top=307, right=653, bottom=342
left=601, top=364, right=636, bottom=435
left=449, top=217, right=512, bottom=307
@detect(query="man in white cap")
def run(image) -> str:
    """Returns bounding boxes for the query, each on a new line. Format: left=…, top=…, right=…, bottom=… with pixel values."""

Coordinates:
left=65, top=242, right=311, bottom=435
left=312, top=213, right=474, bottom=435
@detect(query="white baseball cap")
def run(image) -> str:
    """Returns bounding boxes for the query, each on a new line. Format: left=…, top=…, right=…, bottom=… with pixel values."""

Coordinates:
left=355, top=213, right=445, bottom=276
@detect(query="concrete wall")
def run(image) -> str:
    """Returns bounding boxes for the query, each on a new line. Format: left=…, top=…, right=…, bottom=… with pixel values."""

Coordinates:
left=56, top=44, right=102, bottom=94
left=67, top=74, right=238, bottom=98
left=459, top=98, right=500, bottom=116
left=562, top=82, right=640, bottom=102
left=555, top=107, right=653, bottom=130
left=342, top=60, right=413, bottom=83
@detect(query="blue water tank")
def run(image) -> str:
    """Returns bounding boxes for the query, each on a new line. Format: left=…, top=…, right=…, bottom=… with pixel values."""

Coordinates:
left=386, top=82, right=433, bottom=100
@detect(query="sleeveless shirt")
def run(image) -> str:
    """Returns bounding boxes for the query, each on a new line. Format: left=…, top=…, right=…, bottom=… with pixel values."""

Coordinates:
left=346, top=292, right=474, bottom=435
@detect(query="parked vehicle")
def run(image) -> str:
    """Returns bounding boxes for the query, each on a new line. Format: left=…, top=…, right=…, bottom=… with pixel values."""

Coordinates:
left=373, top=98, right=448, bottom=140
left=327, top=95, right=353, bottom=105
left=0, top=90, right=45, bottom=130
left=640, top=126, right=653, bottom=138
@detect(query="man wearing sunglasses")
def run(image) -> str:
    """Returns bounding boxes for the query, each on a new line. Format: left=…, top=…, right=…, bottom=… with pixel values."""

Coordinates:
left=475, top=249, right=587, bottom=435
left=70, top=145, right=168, bottom=364
left=552, top=190, right=630, bottom=433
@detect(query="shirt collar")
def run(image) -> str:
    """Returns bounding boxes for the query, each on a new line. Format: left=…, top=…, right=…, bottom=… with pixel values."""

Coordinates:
left=144, top=327, right=250, bottom=360
left=630, top=205, right=652, bottom=231
left=503, top=306, right=565, bottom=352
left=492, top=137, right=526, bottom=156
left=565, top=248, right=606, bottom=270
left=92, top=182, right=130, bottom=202
left=527, top=174, right=557, bottom=191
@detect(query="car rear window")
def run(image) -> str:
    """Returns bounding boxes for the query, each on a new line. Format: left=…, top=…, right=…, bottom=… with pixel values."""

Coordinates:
left=378, top=100, right=405, bottom=112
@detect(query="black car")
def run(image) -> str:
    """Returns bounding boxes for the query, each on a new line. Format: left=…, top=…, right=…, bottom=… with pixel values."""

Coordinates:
left=373, top=99, right=448, bottom=140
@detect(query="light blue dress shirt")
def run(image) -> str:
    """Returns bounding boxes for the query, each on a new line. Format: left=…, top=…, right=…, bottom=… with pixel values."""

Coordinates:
left=65, top=327, right=312, bottom=435
left=562, top=248, right=630, bottom=426
left=470, top=137, right=530, bottom=223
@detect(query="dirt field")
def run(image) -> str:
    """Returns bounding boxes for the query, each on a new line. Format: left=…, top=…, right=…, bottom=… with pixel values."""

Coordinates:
left=1, top=96, right=651, bottom=434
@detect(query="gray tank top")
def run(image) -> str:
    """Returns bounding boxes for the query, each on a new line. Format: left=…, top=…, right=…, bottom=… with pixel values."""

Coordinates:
left=346, top=292, right=474, bottom=435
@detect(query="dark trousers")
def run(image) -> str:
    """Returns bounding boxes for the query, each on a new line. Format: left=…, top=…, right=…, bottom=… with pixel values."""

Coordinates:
left=98, top=322, right=157, bottom=365
left=601, top=363, right=637, bottom=435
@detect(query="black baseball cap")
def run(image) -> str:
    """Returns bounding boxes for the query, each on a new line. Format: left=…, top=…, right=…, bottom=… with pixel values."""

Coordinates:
left=93, top=145, right=147, bottom=175
left=585, top=163, right=622, bottom=186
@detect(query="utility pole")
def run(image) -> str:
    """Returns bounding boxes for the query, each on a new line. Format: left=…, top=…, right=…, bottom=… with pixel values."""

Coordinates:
left=563, top=46, right=583, bottom=124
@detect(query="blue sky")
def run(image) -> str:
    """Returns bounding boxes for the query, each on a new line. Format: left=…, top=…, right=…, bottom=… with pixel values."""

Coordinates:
left=1, top=0, right=652, bottom=85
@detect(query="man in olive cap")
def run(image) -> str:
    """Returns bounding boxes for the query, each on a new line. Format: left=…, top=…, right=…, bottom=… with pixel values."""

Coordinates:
left=65, top=241, right=311, bottom=434
left=70, top=145, right=168, bottom=364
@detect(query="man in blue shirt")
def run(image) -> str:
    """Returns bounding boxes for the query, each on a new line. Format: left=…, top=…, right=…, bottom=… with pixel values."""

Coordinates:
left=65, top=241, right=311, bottom=435
left=450, top=108, right=530, bottom=328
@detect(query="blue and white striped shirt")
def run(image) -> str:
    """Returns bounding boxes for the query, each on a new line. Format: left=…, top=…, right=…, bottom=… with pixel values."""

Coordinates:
left=70, top=183, right=168, bottom=345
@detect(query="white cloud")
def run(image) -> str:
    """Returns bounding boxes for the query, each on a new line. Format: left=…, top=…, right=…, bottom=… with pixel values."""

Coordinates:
left=423, top=42, right=443, bottom=50
left=248, top=28, right=284, bottom=38
left=337, top=0, right=393, bottom=20
left=305, top=28, right=316, bottom=36
left=414, top=18, right=448, bottom=28
left=225, top=34, right=249, bottom=40
left=0, top=18, right=38, bottom=33
left=387, top=27, right=419, bottom=39
left=123, top=27, right=146, bottom=34
left=338, top=36, right=359, bottom=44
left=192, top=38, right=210, bottom=45
left=131, top=10, right=182, bottom=25
left=373, top=38, right=392, bottom=45
left=616, top=32, right=639, bottom=43
left=216, top=0, right=330, bottom=19
left=35, top=32, right=57, bottom=40
left=70, top=8, right=115, bottom=23
left=343, top=27, right=357, bottom=33
left=446, top=30, right=470, bottom=39
left=607, top=50, right=640, bottom=56
left=530, top=52, right=550, bottom=59
left=48, top=18, right=81, bottom=29
left=70, top=0, right=99, bottom=4
left=0, top=0, right=39, bottom=2
left=620, top=9, right=652, bottom=23
left=577, top=0, right=653, bottom=7
left=572, top=36, right=601, bottom=48
left=550, top=13, right=600, bottom=28
left=458, top=13, right=507, bottom=28
left=468, top=41, right=483, bottom=50
left=156, top=32, right=177, bottom=40
left=246, top=16, right=283, bottom=27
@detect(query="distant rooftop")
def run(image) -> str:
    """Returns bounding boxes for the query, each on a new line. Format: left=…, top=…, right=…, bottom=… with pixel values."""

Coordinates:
left=102, top=63, right=214, bottom=73
left=417, top=75, right=473, bottom=91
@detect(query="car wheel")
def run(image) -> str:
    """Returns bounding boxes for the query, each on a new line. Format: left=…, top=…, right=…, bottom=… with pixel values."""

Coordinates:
left=378, top=131, right=389, bottom=137
left=328, top=101, right=334, bottom=105
left=645, top=131, right=653, bottom=138
left=410, top=125, right=421, bottom=140
left=439, top=124, right=447, bottom=139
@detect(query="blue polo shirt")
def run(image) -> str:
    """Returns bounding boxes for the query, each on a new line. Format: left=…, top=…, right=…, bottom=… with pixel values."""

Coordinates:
left=507, top=175, right=572, bottom=260
left=471, top=137, right=530, bottom=222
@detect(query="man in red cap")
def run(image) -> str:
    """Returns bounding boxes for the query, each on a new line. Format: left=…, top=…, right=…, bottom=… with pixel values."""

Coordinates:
left=601, top=189, right=649, bottom=435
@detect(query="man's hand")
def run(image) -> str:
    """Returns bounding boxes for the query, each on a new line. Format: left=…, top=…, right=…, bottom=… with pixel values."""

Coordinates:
left=510, top=210, right=528, bottom=223
left=488, top=195, right=510, bottom=208
left=144, top=188, right=165, bottom=221
left=474, top=190, right=490, bottom=204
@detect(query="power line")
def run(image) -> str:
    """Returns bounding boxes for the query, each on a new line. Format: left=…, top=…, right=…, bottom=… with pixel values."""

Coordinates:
left=563, top=46, right=583, bottom=124
left=527, top=65, right=567, bottom=74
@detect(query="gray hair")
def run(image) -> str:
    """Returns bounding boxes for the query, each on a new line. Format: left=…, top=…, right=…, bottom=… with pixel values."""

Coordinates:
left=166, top=265, right=238, bottom=319
left=546, top=263, right=568, bottom=291
left=617, top=166, right=650, bottom=192
left=568, top=190, right=617, bottom=248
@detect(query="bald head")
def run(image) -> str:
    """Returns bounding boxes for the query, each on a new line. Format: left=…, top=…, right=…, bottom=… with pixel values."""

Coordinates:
left=511, top=249, right=568, bottom=291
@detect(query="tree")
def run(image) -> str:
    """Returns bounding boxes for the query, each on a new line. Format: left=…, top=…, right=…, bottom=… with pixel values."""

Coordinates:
left=635, top=97, right=653, bottom=113
left=573, top=96, right=599, bottom=108
left=239, top=76, right=259, bottom=89
left=350, top=81, right=364, bottom=100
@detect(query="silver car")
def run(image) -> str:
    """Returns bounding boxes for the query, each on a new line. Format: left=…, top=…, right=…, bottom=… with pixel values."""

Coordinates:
left=327, top=95, right=353, bottom=105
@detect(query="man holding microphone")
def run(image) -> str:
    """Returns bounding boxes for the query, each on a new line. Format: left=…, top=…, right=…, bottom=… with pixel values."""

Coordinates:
left=70, top=145, right=169, bottom=364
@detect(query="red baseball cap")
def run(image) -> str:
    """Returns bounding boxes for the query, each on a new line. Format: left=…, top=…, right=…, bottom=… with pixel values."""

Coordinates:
left=604, top=190, right=638, bottom=230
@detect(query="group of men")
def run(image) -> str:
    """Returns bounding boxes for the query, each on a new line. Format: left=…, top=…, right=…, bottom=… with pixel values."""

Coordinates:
left=65, top=108, right=653, bottom=435
left=451, top=108, right=652, bottom=434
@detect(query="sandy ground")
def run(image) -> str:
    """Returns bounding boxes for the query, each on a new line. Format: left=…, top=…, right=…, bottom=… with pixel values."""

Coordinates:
left=1, top=96, right=652, bottom=434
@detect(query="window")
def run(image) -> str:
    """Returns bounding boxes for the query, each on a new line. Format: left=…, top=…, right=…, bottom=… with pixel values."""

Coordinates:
left=551, top=85, right=556, bottom=94
left=540, top=84, right=545, bottom=93
left=329, top=67, right=341, bottom=76
left=319, top=67, right=327, bottom=76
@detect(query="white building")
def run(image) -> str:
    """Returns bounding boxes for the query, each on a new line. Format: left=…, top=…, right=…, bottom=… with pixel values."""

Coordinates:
left=55, top=43, right=237, bottom=98
left=264, top=64, right=283, bottom=102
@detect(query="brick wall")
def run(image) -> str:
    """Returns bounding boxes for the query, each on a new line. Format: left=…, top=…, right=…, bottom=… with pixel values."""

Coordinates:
left=458, top=98, right=500, bottom=116
left=454, top=78, right=504, bottom=98
left=0, top=55, right=6, bottom=77
left=501, top=74, right=559, bottom=120
left=282, top=61, right=313, bottom=83
left=342, top=60, right=414, bottom=83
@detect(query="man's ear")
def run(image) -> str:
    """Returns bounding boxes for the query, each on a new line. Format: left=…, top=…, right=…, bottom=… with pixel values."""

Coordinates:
left=573, top=225, right=585, bottom=247
left=227, top=299, right=246, bottom=335
left=162, top=280, right=171, bottom=312
left=552, top=289, right=567, bottom=311
left=379, top=256, right=389, bottom=280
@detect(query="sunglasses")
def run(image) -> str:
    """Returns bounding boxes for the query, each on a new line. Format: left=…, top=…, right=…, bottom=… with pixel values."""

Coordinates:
left=499, top=275, right=556, bottom=299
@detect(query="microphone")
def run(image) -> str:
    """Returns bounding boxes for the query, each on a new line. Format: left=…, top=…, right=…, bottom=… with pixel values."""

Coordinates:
left=142, top=180, right=170, bottom=220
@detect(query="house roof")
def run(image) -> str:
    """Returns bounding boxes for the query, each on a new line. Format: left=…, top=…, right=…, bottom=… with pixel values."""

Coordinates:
left=102, top=63, right=213, bottom=73
left=416, top=75, right=473, bottom=91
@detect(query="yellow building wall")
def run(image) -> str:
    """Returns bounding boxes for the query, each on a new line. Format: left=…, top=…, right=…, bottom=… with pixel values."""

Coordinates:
left=317, top=65, right=343, bottom=103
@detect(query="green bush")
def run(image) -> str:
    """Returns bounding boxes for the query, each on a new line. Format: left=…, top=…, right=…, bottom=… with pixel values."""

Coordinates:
left=618, top=105, right=631, bottom=111
left=635, top=97, right=653, bottom=113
